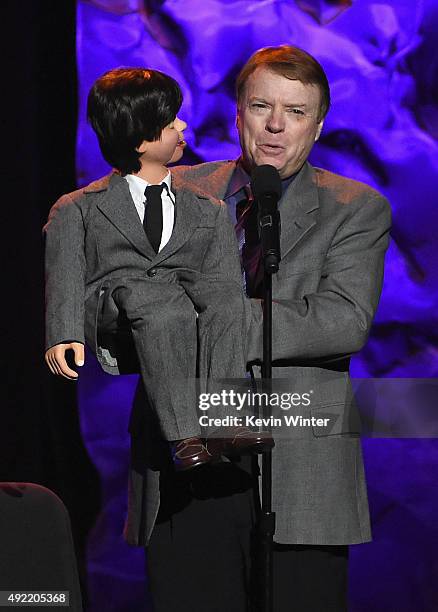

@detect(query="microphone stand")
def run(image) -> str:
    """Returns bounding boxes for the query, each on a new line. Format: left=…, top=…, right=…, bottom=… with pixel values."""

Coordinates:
left=258, top=219, right=280, bottom=612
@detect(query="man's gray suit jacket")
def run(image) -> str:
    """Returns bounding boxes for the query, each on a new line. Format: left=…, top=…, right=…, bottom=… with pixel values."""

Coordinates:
left=123, top=160, right=391, bottom=547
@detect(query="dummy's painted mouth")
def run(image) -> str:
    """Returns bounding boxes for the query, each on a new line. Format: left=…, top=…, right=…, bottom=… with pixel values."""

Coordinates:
left=177, top=140, right=187, bottom=148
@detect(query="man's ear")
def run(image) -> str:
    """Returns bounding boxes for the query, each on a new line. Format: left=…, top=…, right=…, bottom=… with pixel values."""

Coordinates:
left=136, top=140, right=147, bottom=153
left=314, top=119, right=324, bottom=142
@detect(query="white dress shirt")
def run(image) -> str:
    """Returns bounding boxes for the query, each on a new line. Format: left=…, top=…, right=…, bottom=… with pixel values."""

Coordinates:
left=124, top=171, right=175, bottom=252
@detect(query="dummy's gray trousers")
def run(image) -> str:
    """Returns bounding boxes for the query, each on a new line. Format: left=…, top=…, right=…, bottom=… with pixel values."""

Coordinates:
left=99, top=269, right=247, bottom=441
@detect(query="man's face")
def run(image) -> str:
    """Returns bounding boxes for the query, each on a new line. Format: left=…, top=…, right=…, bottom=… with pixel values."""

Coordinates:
left=237, top=67, right=324, bottom=178
left=138, top=116, right=187, bottom=165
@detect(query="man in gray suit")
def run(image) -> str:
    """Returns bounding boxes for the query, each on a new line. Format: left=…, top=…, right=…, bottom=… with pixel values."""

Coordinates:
left=132, top=45, right=391, bottom=611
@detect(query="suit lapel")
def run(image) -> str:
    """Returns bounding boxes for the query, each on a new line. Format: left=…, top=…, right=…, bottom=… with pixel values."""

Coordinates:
left=279, top=162, right=319, bottom=259
left=95, top=173, right=156, bottom=260
left=151, top=174, right=202, bottom=265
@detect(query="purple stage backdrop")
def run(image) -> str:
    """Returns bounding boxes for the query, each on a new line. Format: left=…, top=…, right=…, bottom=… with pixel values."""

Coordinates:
left=75, top=1, right=438, bottom=610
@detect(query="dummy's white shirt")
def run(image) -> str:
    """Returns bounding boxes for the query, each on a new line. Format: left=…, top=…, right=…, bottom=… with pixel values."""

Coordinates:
left=125, top=171, right=175, bottom=252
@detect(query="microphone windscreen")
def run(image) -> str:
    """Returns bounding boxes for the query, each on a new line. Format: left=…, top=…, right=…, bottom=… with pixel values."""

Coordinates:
left=251, top=164, right=282, bottom=200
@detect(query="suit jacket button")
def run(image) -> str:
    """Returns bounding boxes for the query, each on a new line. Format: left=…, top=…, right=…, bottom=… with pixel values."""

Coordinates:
left=147, top=268, right=157, bottom=277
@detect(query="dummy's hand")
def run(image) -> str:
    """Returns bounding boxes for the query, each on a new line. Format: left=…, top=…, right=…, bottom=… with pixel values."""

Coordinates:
left=45, top=342, right=85, bottom=380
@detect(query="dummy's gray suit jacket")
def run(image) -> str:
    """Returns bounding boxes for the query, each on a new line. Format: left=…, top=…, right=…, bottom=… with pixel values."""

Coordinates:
left=43, top=171, right=243, bottom=370
left=123, top=160, right=391, bottom=547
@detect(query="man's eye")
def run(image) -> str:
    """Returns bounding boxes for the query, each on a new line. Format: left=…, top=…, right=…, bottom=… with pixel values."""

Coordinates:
left=250, top=103, right=269, bottom=112
left=288, top=108, right=305, bottom=115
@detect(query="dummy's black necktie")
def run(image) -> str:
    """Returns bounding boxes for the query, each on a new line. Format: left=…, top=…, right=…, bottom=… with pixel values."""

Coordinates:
left=143, top=184, right=164, bottom=253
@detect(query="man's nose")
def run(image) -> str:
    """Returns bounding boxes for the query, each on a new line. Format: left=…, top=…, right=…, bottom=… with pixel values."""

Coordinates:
left=265, top=108, right=285, bottom=133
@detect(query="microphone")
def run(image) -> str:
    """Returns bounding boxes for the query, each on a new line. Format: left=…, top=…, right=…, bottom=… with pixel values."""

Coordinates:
left=251, top=164, right=282, bottom=273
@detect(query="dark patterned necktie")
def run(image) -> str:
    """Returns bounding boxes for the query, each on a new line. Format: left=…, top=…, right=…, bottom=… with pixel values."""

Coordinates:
left=143, top=184, right=164, bottom=253
left=236, top=185, right=263, bottom=298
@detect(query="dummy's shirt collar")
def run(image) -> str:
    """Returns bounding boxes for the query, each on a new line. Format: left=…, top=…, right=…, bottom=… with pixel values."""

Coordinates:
left=124, top=170, right=172, bottom=201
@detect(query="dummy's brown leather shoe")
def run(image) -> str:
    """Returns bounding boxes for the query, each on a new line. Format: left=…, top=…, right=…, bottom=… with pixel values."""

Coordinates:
left=170, top=437, right=215, bottom=471
left=206, top=426, right=275, bottom=458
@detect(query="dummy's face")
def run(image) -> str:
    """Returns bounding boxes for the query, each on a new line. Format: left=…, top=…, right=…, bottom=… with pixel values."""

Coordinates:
left=137, top=116, right=187, bottom=165
left=236, top=68, right=324, bottom=178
